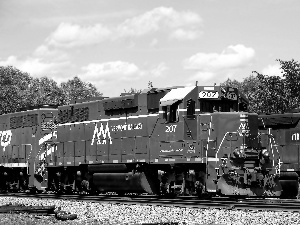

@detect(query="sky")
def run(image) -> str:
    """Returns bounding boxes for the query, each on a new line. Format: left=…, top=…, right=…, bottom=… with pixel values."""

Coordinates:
left=0, top=0, right=300, bottom=97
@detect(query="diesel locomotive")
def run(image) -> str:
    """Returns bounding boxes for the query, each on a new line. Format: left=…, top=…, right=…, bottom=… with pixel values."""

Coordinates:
left=0, top=85, right=297, bottom=197
left=259, top=111, right=300, bottom=197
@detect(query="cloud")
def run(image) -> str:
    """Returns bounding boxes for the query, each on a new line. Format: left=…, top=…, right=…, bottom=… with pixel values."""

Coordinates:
left=261, top=64, right=283, bottom=77
left=45, top=7, right=202, bottom=48
left=46, top=22, right=112, bottom=48
left=81, top=61, right=141, bottom=81
left=80, top=61, right=170, bottom=96
left=34, top=45, right=69, bottom=61
left=0, top=43, right=72, bottom=80
left=0, top=55, right=70, bottom=77
left=116, top=7, right=202, bottom=39
left=183, top=44, right=255, bottom=71
left=183, top=44, right=255, bottom=84
left=170, top=28, right=202, bottom=41
left=80, top=61, right=144, bottom=96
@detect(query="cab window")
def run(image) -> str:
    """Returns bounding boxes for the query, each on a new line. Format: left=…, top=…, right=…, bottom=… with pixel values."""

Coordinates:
left=162, top=102, right=180, bottom=123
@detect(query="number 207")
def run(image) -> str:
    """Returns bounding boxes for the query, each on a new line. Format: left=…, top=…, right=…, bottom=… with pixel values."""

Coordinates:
left=166, top=125, right=177, bottom=132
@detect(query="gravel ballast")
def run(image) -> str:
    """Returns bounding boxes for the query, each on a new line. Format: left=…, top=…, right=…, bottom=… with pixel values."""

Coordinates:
left=0, top=197, right=300, bottom=225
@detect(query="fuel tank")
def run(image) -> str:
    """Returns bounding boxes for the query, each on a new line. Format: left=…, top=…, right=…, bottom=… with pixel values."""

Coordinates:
left=88, top=164, right=128, bottom=173
left=92, top=172, right=159, bottom=194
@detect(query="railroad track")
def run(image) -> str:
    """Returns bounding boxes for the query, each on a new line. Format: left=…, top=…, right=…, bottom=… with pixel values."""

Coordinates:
left=1, top=192, right=300, bottom=213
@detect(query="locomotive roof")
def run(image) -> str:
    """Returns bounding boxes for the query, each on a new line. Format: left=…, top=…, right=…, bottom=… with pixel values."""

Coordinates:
left=0, top=105, right=57, bottom=116
left=160, top=86, right=195, bottom=106
left=258, top=113, right=300, bottom=128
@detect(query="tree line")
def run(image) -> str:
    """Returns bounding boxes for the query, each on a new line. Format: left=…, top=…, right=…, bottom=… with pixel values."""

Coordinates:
left=0, top=66, right=102, bottom=115
left=220, top=59, right=300, bottom=114
left=1, top=59, right=300, bottom=115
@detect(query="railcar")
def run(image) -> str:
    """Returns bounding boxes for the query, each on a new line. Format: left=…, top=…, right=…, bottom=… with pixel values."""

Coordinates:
left=0, top=85, right=296, bottom=197
left=259, top=111, right=300, bottom=197
left=0, top=106, right=57, bottom=191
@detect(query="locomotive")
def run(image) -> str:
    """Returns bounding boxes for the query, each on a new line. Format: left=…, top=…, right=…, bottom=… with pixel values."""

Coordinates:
left=0, top=106, right=57, bottom=191
left=259, top=111, right=300, bottom=197
left=0, top=85, right=297, bottom=197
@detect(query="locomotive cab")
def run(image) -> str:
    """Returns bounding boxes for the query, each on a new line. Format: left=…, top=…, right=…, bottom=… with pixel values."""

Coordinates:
left=155, top=86, right=283, bottom=197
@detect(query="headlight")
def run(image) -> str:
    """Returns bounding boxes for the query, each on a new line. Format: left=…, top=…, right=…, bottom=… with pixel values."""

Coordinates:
left=262, top=149, right=269, bottom=159
left=233, top=147, right=245, bottom=158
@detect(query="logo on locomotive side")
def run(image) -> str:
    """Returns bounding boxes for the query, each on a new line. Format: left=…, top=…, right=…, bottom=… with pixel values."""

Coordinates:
left=91, top=123, right=112, bottom=145
left=0, top=130, right=12, bottom=148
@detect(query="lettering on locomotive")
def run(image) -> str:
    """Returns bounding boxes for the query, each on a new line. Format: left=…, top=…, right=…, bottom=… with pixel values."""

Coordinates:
left=237, top=122, right=250, bottom=136
left=160, top=148, right=183, bottom=153
left=41, top=121, right=57, bottom=130
left=291, top=132, right=300, bottom=141
left=165, top=125, right=177, bottom=133
left=237, top=114, right=250, bottom=136
left=111, top=123, right=142, bottom=131
left=226, top=92, right=237, bottom=100
left=199, top=91, right=219, bottom=99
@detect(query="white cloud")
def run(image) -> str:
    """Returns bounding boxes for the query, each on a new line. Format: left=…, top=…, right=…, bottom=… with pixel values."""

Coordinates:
left=80, top=61, right=144, bottom=97
left=183, top=44, right=255, bottom=71
left=45, top=7, right=202, bottom=48
left=183, top=44, right=255, bottom=84
left=80, top=61, right=170, bottom=96
left=0, top=55, right=70, bottom=77
left=81, top=61, right=141, bottom=81
left=46, top=22, right=112, bottom=48
left=261, top=64, right=283, bottom=77
left=170, top=28, right=202, bottom=40
left=116, top=7, right=202, bottom=39
left=34, top=45, right=69, bottom=61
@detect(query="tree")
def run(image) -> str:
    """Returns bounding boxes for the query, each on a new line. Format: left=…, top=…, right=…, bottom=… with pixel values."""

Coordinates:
left=252, top=72, right=286, bottom=113
left=0, top=66, right=104, bottom=114
left=0, top=66, right=33, bottom=114
left=26, top=77, right=63, bottom=106
left=123, top=87, right=142, bottom=94
left=277, top=59, right=300, bottom=110
left=60, top=76, right=102, bottom=105
left=221, top=59, right=300, bottom=114
left=220, top=75, right=260, bottom=113
left=123, top=81, right=154, bottom=95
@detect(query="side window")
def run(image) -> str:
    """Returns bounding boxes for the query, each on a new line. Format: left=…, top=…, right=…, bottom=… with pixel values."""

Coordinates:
left=162, top=103, right=180, bottom=123
left=162, top=106, right=168, bottom=121
left=187, top=99, right=195, bottom=119
left=169, top=103, right=179, bottom=122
